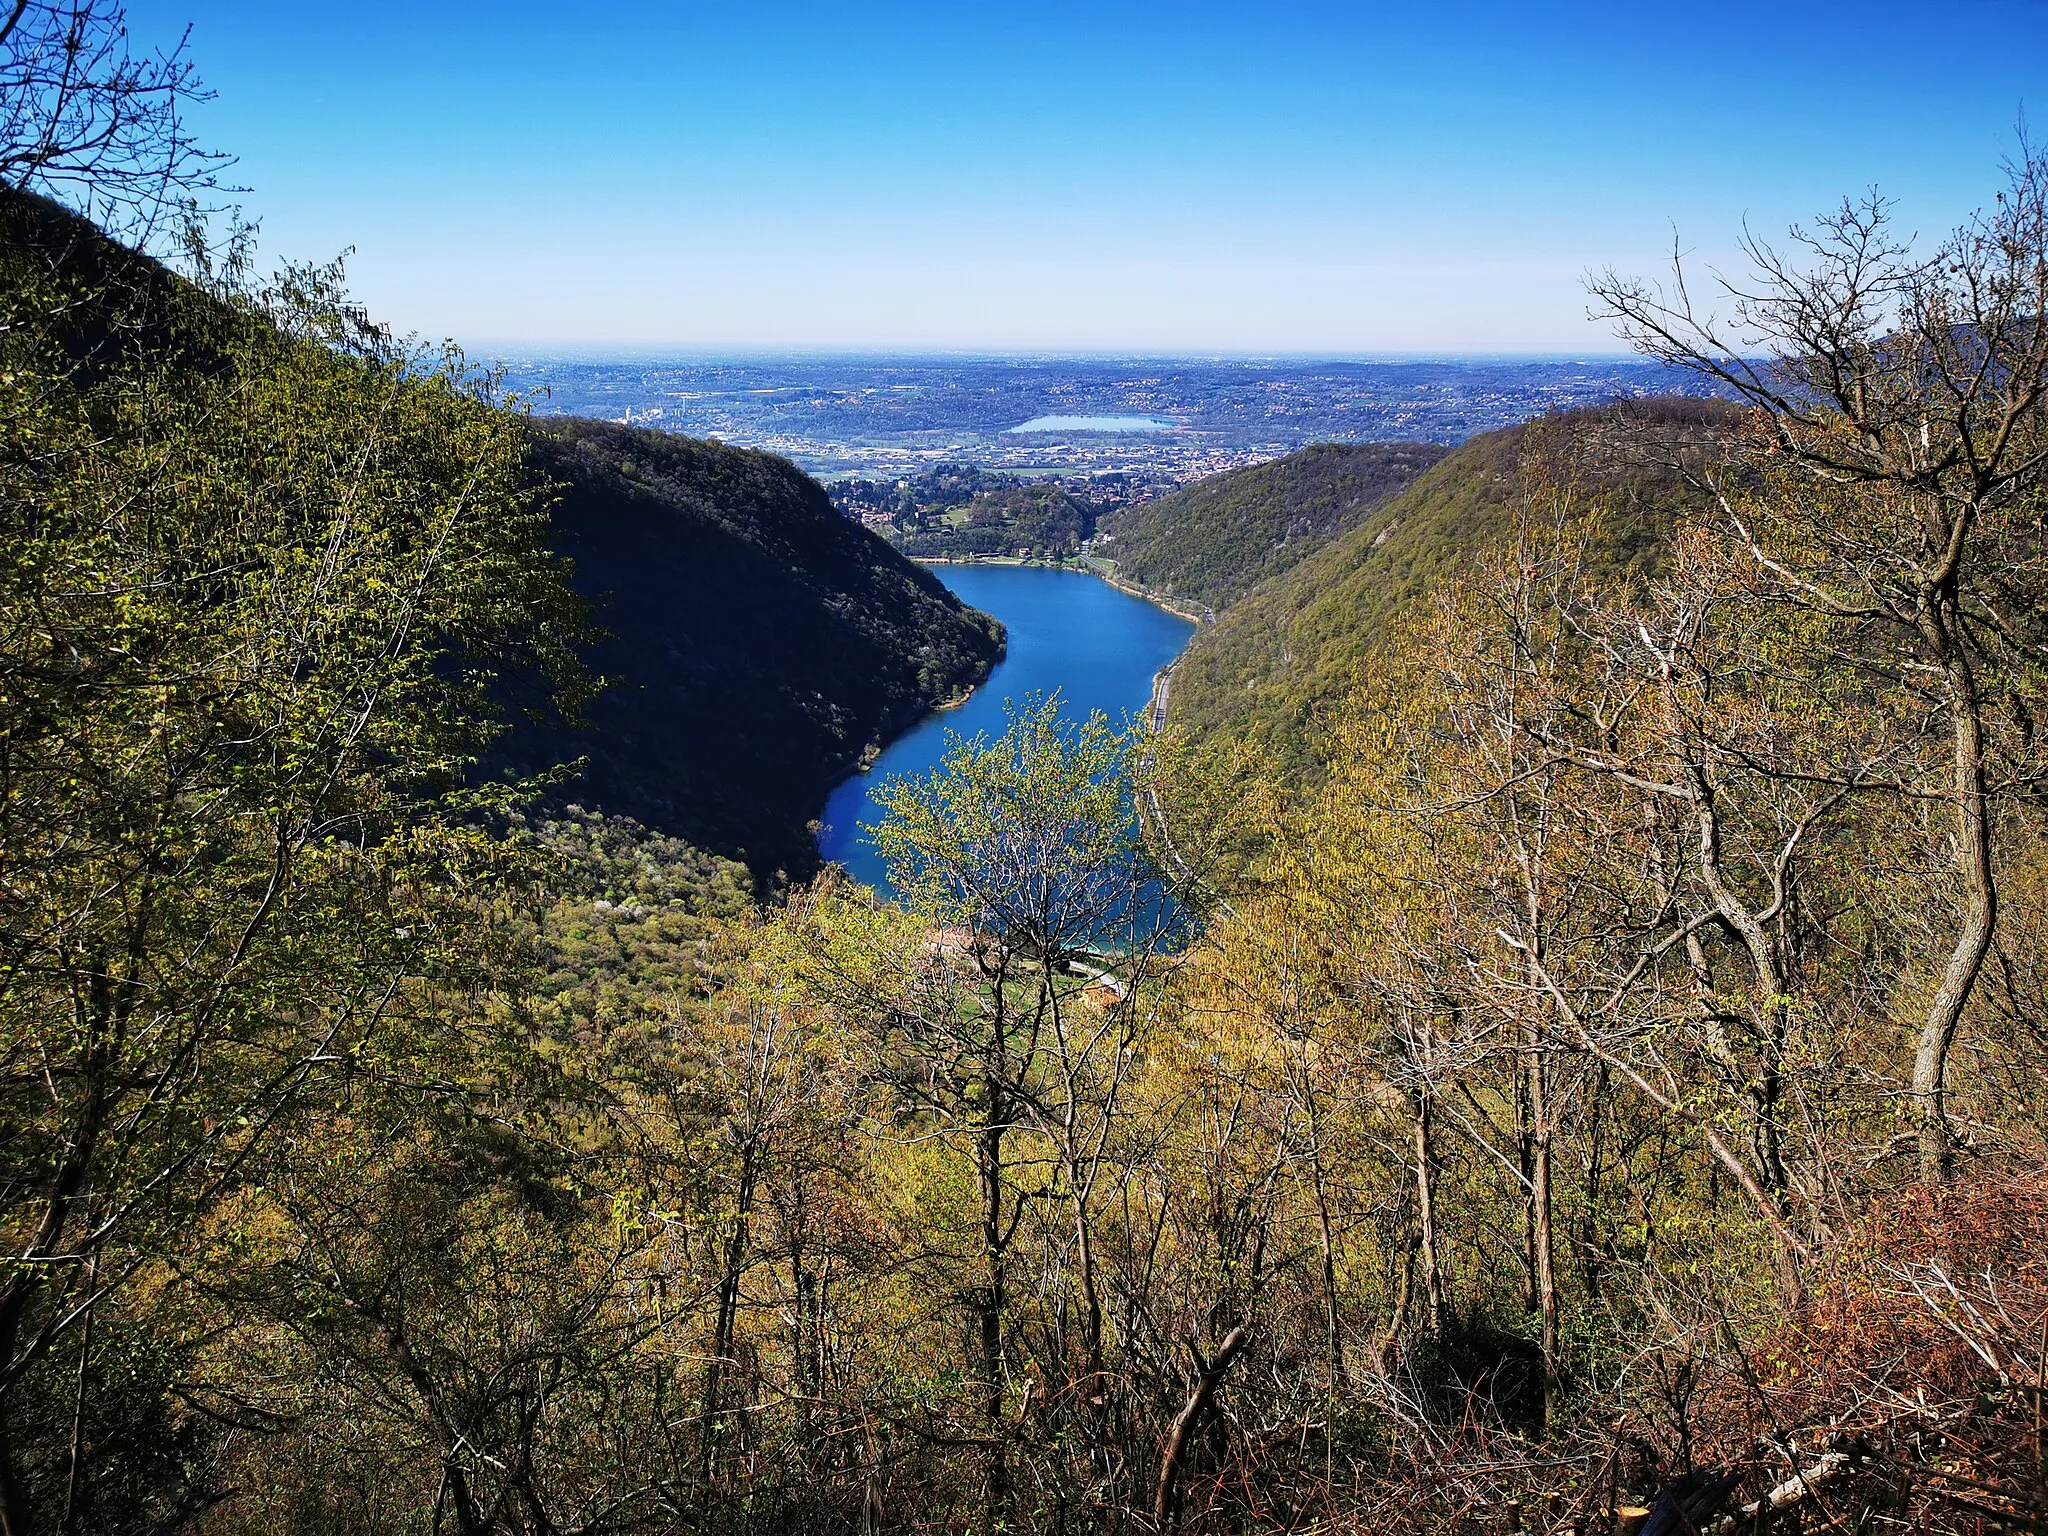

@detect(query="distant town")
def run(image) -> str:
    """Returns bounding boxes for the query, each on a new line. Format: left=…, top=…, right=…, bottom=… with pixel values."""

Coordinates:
left=500, top=353, right=1715, bottom=487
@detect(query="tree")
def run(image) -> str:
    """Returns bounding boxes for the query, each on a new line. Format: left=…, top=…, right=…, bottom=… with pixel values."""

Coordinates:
left=1592, top=145, right=2048, bottom=1185
left=0, top=208, right=588, bottom=1530
left=797, top=698, right=1186, bottom=1533
left=1, top=0, right=228, bottom=243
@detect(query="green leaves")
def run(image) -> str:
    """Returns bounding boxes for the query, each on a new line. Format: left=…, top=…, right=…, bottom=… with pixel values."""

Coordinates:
left=874, top=694, right=1174, bottom=956
left=0, top=188, right=589, bottom=1526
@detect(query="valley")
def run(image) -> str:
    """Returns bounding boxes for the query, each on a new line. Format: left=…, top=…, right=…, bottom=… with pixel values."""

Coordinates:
left=496, top=352, right=1717, bottom=482
left=818, top=563, right=1194, bottom=893
left=6, top=8, right=2047, bottom=1530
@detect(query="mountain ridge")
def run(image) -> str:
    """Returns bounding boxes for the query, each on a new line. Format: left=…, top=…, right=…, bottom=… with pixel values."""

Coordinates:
left=497, top=418, right=1006, bottom=878
left=1095, top=440, right=1448, bottom=614
left=1165, top=400, right=1738, bottom=781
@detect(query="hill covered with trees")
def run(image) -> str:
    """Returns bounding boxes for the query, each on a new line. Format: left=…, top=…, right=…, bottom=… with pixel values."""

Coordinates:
left=1165, top=402, right=1731, bottom=779
left=896, top=479, right=1092, bottom=559
left=832, top=463, right=1153, bottom=562
left=1095, top=439, right=1447, bottom=611
left=501, top=419, right=1005, bottom=877
left=9, top=9, right=2048, bottom=1535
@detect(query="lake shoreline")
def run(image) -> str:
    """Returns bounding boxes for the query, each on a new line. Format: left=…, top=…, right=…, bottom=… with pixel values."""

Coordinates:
left=911, top=556, right=1211, bottom=627
left=821, top=564, right=1196, bottom=891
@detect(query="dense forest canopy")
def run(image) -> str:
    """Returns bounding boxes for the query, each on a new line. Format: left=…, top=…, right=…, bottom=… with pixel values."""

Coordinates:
left=835, top=465, right=1122, bottom=563
left=1164, top=400, right=1735, bottom=783
left=5, top=9, right=2048, bottom=1535
left=0, top=172, right=595, bottom=1531
left=895, top=480, right=1093, bottom=560
left=1094, top=439, right=1448, bottom=612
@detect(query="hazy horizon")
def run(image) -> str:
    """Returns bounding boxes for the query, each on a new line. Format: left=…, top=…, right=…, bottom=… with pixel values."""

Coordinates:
left=461, top=343, right=1650, bottom=362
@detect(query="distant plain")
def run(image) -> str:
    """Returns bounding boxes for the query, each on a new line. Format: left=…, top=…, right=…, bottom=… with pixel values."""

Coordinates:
left=495, top=353, right=1710, bottom=481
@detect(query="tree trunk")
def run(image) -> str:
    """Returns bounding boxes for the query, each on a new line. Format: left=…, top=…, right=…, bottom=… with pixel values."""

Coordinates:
left=1153, top=1325, right=1249, bottom=1535
left=1527, top=1030, right=1559, bottom=1433
left=978, top=1073, right=1010, bottom=1536
left=700, top=1151, right=757, bottom=1490
left=1295, top=1071, right=1348, bottom=1392
left=1516, top=1053, right=1539, bottom=1313
left=1380, top=1203, right=1415, bottom=1373
left=1579, top=1066, right=1609, bottom=1305
left=61, top=1289, right=95, bottom=1536
left=1414, top=1089, right=1446, bottom=1337
left=1310, top=1141, right=1347, bottom=1391
left=1069, top=1154, right=1106, bottom=1397
left=1915, top=636, right=1998, bottom=1187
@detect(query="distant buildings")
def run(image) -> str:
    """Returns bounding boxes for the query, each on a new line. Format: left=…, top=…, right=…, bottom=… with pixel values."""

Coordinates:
left=510, top=355, right=1717, bottom=490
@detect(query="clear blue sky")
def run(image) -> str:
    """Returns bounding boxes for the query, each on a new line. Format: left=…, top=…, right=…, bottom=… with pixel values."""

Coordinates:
left=127, top=0, right=2048, bottom=353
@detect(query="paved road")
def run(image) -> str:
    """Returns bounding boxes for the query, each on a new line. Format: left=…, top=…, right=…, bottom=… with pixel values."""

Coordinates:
left=1148, top=660, right=1174, bottom=732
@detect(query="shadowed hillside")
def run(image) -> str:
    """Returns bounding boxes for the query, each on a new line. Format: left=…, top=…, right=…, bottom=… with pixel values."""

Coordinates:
left=499, top=419, right=1006, bottom=877
left=0, top=182, right=1002, bottom=882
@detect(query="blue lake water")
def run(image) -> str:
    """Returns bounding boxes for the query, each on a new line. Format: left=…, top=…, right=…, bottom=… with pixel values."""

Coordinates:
left=817, top=565, right=1195, bottom=895
left=1006, top=414, right=1177, bottom=433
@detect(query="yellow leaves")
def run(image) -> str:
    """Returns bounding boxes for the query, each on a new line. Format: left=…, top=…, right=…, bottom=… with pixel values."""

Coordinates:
left=610, top=1187, right=643, bottom=1242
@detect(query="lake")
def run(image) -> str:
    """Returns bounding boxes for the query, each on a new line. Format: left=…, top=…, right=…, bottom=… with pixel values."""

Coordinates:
left=1005, top=414, right=1177, bottom=433
left=817, top=565, right=1196, bottom=894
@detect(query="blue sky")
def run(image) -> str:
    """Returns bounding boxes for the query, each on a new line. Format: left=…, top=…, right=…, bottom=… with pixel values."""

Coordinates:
left=128, top=0, right=2048, bottom=353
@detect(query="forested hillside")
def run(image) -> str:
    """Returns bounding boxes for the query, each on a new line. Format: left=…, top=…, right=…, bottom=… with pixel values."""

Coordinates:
left=896, top=478, right=1091, bottom=559
left=1166, top=401, right=1731, bottom=779
left=502, top=420, right=1005, bottom=876
left=1096, top=439, right=1446, bottom=611
left=9, top=10, right=2048, bottom=1536
left=833, top=464, right=1146, bottom=562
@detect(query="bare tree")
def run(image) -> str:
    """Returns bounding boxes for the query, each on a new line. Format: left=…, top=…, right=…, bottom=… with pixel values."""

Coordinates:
left=1591, top=146, right=2048, bottom=1184
left=1, top=0, right=228, bottom=241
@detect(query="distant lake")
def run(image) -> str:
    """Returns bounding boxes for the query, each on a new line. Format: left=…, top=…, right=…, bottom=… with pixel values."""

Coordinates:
left=818, top=565, right=1195, bottom=895
left=1005, top=414, right=1176, bottom=433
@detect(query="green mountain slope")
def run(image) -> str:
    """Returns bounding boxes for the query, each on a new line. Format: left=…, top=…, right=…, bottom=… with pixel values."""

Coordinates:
left=899, top=480, right=1091, bottom=559
left=0, top=184, right=998, bottom=881
left=500, top=419, right=1006, bottom=875
left=1167, top=402, right=1733, bottom=780
left=1096, top=441, right=1448, bottom=612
